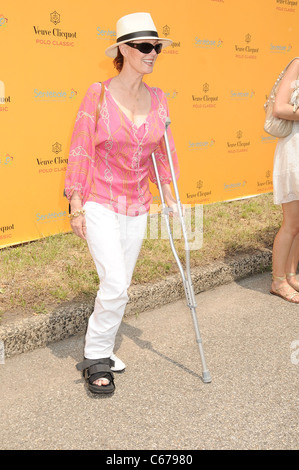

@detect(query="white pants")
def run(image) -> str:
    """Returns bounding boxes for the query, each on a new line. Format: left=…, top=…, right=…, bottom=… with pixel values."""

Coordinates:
left=84, top=201, right=147, bottom=359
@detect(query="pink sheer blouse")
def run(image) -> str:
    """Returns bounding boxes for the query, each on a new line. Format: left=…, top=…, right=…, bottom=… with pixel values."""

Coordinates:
left=64, top=79, right=179, bottom=216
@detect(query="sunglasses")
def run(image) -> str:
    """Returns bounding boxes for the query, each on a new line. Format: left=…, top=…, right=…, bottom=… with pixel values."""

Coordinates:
left=126, top=42, right=163, bottom=55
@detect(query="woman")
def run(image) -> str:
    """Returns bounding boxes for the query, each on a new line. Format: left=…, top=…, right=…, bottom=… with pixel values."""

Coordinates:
left=270, top=57, right=299, bottom=303
left=64, top=12, right=179, bottom=394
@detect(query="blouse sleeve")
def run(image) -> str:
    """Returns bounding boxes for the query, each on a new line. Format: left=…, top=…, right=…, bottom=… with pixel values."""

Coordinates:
left=148, top=90, right=180, bottom=185
left=64, top=83, right=101, bottom=203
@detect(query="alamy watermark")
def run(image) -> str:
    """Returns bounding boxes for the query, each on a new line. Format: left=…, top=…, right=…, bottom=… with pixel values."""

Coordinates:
left=146, top=203, right=203, bottom=251
left=116, top=201, right=203, bottom=251
left=0, top=340, right=4, bottom=364
left=290, top=340, right=299, bottom=365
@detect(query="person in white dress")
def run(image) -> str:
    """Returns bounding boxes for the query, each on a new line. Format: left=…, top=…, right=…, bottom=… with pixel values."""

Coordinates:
left=271, top=58, right=299, bottom=303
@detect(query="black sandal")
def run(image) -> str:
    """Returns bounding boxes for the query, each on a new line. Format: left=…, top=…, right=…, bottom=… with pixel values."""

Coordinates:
left=76, top=358, right=115, bottom=395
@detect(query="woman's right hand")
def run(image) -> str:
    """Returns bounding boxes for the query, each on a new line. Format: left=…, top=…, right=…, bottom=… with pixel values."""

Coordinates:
left=70, top=191, right=87, bottom=240
left=70, top=213, right=87, bottom=240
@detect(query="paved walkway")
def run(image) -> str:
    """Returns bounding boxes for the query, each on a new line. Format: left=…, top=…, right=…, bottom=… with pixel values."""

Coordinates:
left=0, top=272, right=298, bottom=450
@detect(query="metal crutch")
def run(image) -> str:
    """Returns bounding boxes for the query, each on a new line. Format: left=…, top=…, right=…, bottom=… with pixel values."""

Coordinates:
left=151, top=118, right=211, bottom=383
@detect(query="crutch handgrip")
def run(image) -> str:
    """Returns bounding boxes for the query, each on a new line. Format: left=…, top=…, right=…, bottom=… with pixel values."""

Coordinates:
left=165, top=117, right=171, bottom=129
left=162, top=207, right=173, bottom=215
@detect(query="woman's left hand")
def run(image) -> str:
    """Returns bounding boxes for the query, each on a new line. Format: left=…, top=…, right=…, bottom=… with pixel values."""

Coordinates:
left=161, top=183, right=185, bottom=216
left=167, top=200, right=185, bottom=217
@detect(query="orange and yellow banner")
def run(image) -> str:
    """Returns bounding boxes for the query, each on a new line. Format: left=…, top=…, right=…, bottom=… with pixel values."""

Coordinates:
left=1, top=0, right=299, bottom=247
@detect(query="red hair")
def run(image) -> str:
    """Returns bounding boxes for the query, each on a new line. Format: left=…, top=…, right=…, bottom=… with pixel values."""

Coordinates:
left=113, top=49, right=124, bottom=73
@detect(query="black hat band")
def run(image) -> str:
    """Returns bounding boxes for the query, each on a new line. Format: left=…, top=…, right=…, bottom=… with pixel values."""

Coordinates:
left=117, top=30, right=159, bottom=43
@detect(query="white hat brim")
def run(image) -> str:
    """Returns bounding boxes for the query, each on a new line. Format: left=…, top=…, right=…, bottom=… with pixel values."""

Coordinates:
left=105, top=37, right=173, bottom=58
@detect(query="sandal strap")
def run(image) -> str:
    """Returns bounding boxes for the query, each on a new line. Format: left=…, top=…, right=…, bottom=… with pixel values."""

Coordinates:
left=87, top=363, right=114, bottom=378
left=288, top=292, right=299, bottom=299
left=76, top=358, right=115, bottom=386
left=275, top=286, right=299, bottom=299
left=286, top=273, right=297, bottom=277
left=76, top=357, right=114, bottom=372
left=272, top=274, right=286, bottom=281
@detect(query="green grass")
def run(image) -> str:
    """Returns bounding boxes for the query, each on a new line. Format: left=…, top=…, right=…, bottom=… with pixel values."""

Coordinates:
left=0, top=193, right=282, bottom=321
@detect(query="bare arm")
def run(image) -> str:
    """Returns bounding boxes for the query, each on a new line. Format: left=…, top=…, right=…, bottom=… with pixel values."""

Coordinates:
left=273, top=58, right=299, bottom=121
left=161, top=183, right=183, bottom=215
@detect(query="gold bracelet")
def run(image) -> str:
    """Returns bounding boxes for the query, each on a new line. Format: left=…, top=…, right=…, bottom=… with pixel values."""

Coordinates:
left=69, top=209, right=86, bottom=219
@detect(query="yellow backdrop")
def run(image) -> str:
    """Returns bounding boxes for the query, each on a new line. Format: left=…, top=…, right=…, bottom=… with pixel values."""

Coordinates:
left=1, top=0, right=299, bottom=248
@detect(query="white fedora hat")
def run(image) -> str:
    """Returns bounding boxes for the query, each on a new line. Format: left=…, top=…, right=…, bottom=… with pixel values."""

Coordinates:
left=105, top=12, right=172, bottom=58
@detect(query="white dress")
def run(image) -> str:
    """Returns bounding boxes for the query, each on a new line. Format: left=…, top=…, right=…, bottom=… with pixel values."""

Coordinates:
left=273, top=79, right=299, bottom=205
left=273, top=121, right=299, bottom=205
